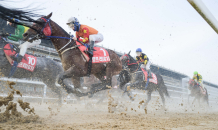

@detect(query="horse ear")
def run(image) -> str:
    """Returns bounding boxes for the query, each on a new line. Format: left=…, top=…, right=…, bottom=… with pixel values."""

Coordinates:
left=46, top=12, right=53, bottom=19
left=128, top=51, right=131, bottom=55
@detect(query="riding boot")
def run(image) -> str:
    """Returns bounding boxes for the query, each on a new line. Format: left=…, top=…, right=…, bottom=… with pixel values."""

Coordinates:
left=87, top=41, right=95, bottom=76
left=147, top=69, right=152, bottom=78
left=14, top=55, right=23, bottom=63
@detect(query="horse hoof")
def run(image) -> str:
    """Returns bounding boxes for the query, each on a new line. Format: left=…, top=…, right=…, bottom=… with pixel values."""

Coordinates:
left=88, top=93, right=94, bottom=98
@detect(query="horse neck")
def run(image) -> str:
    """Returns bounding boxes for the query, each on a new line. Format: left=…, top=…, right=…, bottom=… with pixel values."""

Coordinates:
left=127, top=55, right=139, bottom=72
left=49, top=21, right=73, bottom=54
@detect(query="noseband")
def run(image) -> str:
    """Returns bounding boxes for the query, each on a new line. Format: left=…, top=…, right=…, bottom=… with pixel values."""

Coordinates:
left=121, top=54, right=139, bottom=72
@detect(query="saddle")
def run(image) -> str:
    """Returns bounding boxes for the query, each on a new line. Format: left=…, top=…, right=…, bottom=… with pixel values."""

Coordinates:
left=141, top=68, right=158, bottom=84
left=76, top=41, right=110, bottom=63
left=195, top=84, right=206, bottom=95
left=3, top=43, right=37, bottom=72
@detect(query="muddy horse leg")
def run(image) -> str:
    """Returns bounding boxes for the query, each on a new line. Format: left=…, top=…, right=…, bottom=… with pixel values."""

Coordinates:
left=198, top=98, right=201, bottom=107
left=58, top=66, right=84, bottom=96
left=86, top=66, right=114, bottom=97
left=188, top=94, right=191, bottom=105
left=192, top=97, right=197, bottom=107
left=158, top=89, right=165, bottom=109
left=143, top=90, right=152, bottom=109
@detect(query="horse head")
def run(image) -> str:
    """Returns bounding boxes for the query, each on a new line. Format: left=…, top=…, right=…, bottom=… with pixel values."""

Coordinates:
left=120, top=54, right=130, bottom=68
left=188, top=79, right=196, bottom=90
left=23, top=13, right=53, bottom=42
left=0, top=36, right=10, bottom=64
left=120, top=52, right=139, bottom=72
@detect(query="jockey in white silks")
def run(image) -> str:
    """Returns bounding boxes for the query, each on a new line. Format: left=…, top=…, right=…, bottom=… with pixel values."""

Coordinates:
left=7, top=20, right=41, bottom=63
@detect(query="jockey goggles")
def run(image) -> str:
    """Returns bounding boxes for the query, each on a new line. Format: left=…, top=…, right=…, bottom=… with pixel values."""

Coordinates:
left=136, top=52, right=141, bottom=56
left=67, top=23, right=74, bottom=28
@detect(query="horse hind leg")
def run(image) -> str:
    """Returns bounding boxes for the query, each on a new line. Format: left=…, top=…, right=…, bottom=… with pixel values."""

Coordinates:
left=143, top=90, right=152, bottom=109
left=158, top=89, right=166, bottom=109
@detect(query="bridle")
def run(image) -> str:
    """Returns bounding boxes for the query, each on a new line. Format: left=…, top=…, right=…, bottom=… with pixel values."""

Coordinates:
left=27, top=17, right=75, bottom=53
left=121, top=54, right=139, bottom=73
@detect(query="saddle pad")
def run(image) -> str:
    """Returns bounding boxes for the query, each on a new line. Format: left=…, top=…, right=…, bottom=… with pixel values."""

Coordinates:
left=141, top=68, right=158, bottom=84
left=4, top=44, right=37, bottom=72
left=76, top=41, right=110, bottom=63
left=199, top=86, right=206, bottom=95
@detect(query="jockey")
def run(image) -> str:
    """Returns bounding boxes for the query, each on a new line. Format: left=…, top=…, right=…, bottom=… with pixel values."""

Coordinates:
left=136, top=48, right=152, bottom=78
left=66, top=17, right=104, bottom=76
left=6, top=20, right=41, bottom=63
left=193, top=71, right=205, bottom=91
left=66, top=17, right=103, bottom=54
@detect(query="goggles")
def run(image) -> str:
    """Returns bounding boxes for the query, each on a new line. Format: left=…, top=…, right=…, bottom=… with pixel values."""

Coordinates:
left=67, top=22, right=74, bottom=28
left=136, top=52, right=141, bottom=56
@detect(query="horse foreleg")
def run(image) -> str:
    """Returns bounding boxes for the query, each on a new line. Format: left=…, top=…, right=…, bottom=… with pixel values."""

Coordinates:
left=198, top=98, right=200, bottom=107
left=58, top=67, right=85, bottom=97
left=192, top=97, right=197, bottom=106
left=188, top=94, right=192, bottom=105
left=143, top=90, right=152, bottom=109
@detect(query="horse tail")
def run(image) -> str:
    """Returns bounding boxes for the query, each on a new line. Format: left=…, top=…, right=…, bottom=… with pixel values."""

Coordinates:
left=160, top=76, right=170, bottom=98
left=163, top=83, right=170, bottom=97
left=204, top=88, right=209, bottom=106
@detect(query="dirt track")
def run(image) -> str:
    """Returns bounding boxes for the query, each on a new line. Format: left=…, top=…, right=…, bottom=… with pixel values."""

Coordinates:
left=0, top=82, right=218, bottom=130
left=1, top=99, right=218, bottom=130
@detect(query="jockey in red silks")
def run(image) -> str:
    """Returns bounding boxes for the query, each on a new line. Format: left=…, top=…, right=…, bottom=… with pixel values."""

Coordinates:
left=66, top=17, right=104, bottom=76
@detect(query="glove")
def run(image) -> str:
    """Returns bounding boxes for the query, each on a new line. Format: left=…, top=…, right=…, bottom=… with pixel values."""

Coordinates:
left=1, top=33, right=11, bottom=37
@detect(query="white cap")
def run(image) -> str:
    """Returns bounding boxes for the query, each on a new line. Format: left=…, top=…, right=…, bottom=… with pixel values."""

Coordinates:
left=66, top=17, right=79, bottom=25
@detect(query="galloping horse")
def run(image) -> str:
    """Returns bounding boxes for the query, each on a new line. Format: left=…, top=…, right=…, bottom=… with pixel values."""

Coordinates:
left=0, top=36, right=64, bottom=105
left=188, top=79, right=209, bottom=107
left=119, top=52, right=170, bottom=108
left=22, top=13, right=122, bottom=97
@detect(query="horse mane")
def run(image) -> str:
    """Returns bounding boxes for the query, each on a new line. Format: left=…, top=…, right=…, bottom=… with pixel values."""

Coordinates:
left=128, top=54, right=137, bottom=64
left=51, top=20, right=70, bottom=37
left=0, top=1, right=43, bottom=29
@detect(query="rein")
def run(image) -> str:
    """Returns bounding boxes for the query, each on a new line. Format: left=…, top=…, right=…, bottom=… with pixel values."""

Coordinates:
left=39, top=17, right=78, bottom=53
left=124, top=54, right=139, bottom=73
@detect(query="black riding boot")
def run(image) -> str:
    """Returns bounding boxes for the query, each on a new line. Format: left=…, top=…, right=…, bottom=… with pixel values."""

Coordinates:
left=14, top=55, right=23, bottom=63
left=148, top=69, right=152, bottom=78
left=87, top=41, right=95, bottom=76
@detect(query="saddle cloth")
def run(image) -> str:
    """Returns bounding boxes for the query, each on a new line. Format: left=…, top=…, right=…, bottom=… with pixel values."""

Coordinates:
left=198, top=85, right=206, bottom=95
left=76, top=41, right=110, bottom=63
left=4, top=43, right=37, bottom=72
left=141, top=68, right=158, bottom=84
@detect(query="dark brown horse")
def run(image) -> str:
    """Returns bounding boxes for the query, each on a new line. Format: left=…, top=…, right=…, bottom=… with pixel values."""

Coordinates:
left=188, top=79, right=209, bottom=107
left=119, top=52, right=170, bottom=109
left=22, top=13, right=122, bottom=97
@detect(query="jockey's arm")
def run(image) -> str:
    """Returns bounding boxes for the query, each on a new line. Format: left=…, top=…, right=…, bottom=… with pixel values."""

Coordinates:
left=8, top=25, right=24, bottom=41
left=198, top=75, right=202, bottom=83
left=78, top=27, right=89, bottom=43
left=136, top=57, right=140, bottom=64
left=143, top=55, right=148, bottom=65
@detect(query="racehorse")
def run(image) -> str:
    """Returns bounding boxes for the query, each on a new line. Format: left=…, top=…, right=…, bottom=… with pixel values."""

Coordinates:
left=0, top=36, right=65, bottom=105
left=118, top=52, right=170, bottom=108
left=22, top=13, right=122, bottom=97
left=188, top=79, right=209, bottom=107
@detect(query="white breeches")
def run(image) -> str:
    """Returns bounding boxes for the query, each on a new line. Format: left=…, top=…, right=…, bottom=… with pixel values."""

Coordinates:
left=89, top=33, right=103, bottom=44
left=194, top=79, right=204, bottom=89
left=140, top=61, right=151, bottom=71
left=19, top=39, right=41, bottom=56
